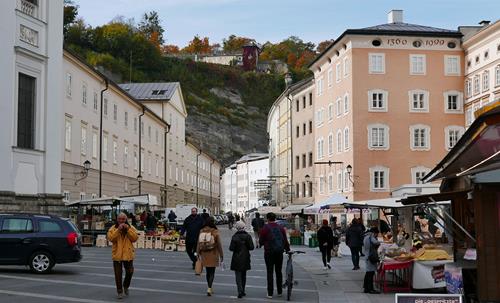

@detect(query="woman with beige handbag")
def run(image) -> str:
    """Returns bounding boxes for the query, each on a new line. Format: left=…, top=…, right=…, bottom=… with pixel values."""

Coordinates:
left=196, top=217, right=224, bottom=296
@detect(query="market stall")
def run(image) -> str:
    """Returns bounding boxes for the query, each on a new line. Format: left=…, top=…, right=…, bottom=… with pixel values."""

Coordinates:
left=281, top=204, right=312, bottom=245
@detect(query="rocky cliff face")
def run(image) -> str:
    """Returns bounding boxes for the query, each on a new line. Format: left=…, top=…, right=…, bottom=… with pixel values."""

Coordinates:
left=185, top=89, right=269, bottom=167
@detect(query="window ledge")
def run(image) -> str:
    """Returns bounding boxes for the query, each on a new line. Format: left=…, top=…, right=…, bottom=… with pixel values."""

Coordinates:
left=12, top=146, right=45, bottom=155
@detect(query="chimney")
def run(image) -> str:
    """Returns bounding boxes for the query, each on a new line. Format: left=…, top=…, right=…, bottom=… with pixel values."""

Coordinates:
left=388, top=10, right=403, bottom=24
left=479, top=20, right=490, bottom=27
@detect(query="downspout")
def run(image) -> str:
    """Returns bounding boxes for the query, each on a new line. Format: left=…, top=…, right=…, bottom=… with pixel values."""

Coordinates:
left=161, top=102, right=171, bottom=208
left=286, top=91, right=293, bottom=206
left=210, top=160, right=214, bottom=212
left=196, top=148, right=202, bottom=207
left=99, top=79, right=109, bottom=197
left=138, top=108, right=145, bottom=195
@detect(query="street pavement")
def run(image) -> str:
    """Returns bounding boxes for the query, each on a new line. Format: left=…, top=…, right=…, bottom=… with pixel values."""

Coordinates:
left=0, top=226, right=318, bottom=303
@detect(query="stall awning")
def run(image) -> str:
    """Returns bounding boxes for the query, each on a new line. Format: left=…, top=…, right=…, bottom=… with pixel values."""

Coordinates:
left=282, top=204, right=312, bottom=214
left=304, top=194, right=348, bottom=214
left=66, top=194, right=154, bottom=207
left=343, top=198, right=404, bottom=209
left=120, top=194, right=155, bottom=206
left=399, top=190, right=467, bottom=205
left=424, top=106, right=500, bottom=182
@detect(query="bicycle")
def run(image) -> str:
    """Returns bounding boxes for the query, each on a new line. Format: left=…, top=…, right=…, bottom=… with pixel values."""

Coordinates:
left=284, top=250, right=305, bottom=301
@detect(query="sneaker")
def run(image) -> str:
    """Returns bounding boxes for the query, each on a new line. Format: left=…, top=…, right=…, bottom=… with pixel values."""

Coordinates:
left=207, top=288, right=213, bottom=296
left=124, top=288, right=129, bottom=296
left=266, top=295, right=273, bottom=299
left=327, top=264, right=332, bottom=269
left=324, top=266, right=328, bottom=270
left=277, top=293, right=282, bottom=297
left=242, top=292, right=246, bottom=297
left=237, top=294, right=243, bottom=299
left=116, top=293, right=124, bottom=300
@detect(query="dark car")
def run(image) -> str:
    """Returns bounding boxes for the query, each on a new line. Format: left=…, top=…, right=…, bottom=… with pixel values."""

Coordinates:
left=0, top=213, right=82, bottom=273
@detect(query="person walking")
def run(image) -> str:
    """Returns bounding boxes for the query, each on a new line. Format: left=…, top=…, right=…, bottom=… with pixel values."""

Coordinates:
left=259, top=212, right=290, bottom=299
left=227, top=212, right=235, bottom=230
left=183, top=207, right=205, bottom=269
left=167, top=210, right=177, bottom=224
left=145, top=212, right=157, bottom=233
left=317, top=219, right=334, bottom=269
left=331, top=216, right=341, bottom=257
left=107, top=213, right=139, bottom=299
left=229, top=221, right=254, bottom=298
left=197, top=217, right=224, bottom=296
left=346, top=218, right=364, bottom=270
left=363, top=227, right=381, bottom=294
left=201, top=209, right=210, bottom=222
left=251, top=212, right=265, bottom=248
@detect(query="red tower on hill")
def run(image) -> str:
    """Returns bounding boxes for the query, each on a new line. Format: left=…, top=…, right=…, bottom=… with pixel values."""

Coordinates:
left=242, top=42, right=260, bottom=71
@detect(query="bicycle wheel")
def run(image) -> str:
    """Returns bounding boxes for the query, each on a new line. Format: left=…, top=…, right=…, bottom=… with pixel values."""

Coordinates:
left=287, top=281, right=292, bottom=301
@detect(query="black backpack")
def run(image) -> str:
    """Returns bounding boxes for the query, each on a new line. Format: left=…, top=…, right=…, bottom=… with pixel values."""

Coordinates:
left=268, top=226, right=285, bottom=253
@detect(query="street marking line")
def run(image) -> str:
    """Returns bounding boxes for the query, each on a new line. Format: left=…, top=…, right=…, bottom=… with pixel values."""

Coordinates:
left=0, top=289, right=114, bottom=303
left=76, top=272, right=317, bottom=293
left=0, top=274, right=312, bottom=303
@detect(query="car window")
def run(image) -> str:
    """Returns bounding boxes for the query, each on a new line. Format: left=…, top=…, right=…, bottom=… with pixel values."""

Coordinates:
left=1, top=218, right=33, bottom=233
left=39, top=220, right=63, bottom=233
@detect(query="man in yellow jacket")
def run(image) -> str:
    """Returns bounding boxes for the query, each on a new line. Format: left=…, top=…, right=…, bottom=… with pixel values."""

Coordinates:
left=107, top=213, right=139, bottom=299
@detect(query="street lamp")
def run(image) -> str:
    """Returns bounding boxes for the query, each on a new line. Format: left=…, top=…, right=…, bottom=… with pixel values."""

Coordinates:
left=305, top=174, right=311, bottom=182
left=346, top=164, right=354, bottom=185
left=137, top=174, right=143, bottom=194
left=75, top=160, right=91, bottom=185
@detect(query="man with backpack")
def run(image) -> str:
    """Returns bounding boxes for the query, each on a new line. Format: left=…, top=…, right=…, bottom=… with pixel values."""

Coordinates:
left=251, top=212, right=265, bottom=248
left=259, top=212, right=290, bottom=299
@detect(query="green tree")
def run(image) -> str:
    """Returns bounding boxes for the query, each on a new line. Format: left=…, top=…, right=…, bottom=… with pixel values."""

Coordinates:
left=138, top=11, right=165, bottom=46
left=63, top=0, right=78, bottom=34
left=317, top=39, right=334, bottom=53
left=222, top=35, right=253, bottom=53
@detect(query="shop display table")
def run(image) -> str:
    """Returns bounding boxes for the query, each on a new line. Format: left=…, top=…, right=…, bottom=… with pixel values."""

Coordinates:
left=376, top=259, right=413, bottom=293
left=412, top=260, right=453, bottom=289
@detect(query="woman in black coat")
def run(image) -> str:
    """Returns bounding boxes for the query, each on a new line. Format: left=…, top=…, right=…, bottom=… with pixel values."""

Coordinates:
left=317, top=219, right=334, bottom=269
left=229, top=221, right=254, bottom=298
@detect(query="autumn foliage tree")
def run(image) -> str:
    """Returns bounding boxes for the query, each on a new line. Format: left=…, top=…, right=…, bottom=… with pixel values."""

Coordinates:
left=138, top=11, right=165, bottom=48
left=222, top=35, right=254, bottom=53
left=317, top=39, right=334, bottom=53
left=182, top=35, right=212, bottom=54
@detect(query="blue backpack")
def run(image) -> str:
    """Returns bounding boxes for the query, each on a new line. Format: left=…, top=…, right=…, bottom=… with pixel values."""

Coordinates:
left=268, top=226, right=285, bottom=254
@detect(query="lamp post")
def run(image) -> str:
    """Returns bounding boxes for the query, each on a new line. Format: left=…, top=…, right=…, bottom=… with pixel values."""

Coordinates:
left=346, top=164, right=354, bottom=185
left=75, top=160, right=92, bottom=185
left=137, top=174, right=143, bottom=195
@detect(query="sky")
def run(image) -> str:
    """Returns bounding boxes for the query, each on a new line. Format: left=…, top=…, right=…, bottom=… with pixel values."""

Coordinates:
left=74, top=0, right=499, bottom=48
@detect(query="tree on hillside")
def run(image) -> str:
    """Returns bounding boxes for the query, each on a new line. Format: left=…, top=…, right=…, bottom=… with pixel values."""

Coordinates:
left=138, top=11, right=165, bottom=47
left=63, top=0, right=78, bottom=34
left=222, top=35, right=253, bottom=53
left=182, top=35, right=212, bottom=54
left=317, top=39, right=334, bottom=53
left=162, top=44, right=180, bottom=54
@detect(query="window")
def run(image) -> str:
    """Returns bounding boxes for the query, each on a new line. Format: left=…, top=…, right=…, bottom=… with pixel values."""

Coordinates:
left=444, top=91, right=463, bottom=113
left=303, top=96, right=306, bottom=108
left=66, top=73, right=72, bottom=97
left=103, top=98, right=108, bottom=116
left=302, top=154, right=306, bottom=168
left=80, top=125, right=87, bottom=155
left=328, top=133, right=334, bottom=155
left=134, top=149, right=138, bottom=170
left=296, top=125, right=300, bottom=138
left=344, top=127, right=350, bottom=151
left=134, top=117, right=138, bottom=133
left=319, top=176, right=325, bottom=194
left=409, top=90, right=429, bottom=112
left=368, top=124, right=389, bottom=150
left=93, top=92, right=98, bottom=111
left=309, top=121, right=313, bottom=133
left=336, top=98, right=342, bottom=117
left=445, top=126, right=464, bottom=150
left=92, top=131, right=98, bottom=159
left=317, top=138, right=324, bottom=159
left=328, top=103, right=334, bottom=121
left=155, top=129, right=159, bottom=144
left=17, top=73, right=36, bottom=149
left=296, top=99, right=299, bottom=112
left=327, top=69, right=333, bottom=87
left=337, top=171, right=343, bottom=193
left=302, top=182, right=306, bottom=198
left=483, top=71, right=489, bottom=91
left=343, top=57, right=349, bottom=77
left=445, top=55, right=460, bottom=76
left=82, top=84, right=87, bottom=105
left=103, top=135, right=108, bottom=161
left=308, top=152, right=313, bottom=167
left=317, top=78, right=323, bottom=96
left=344, top=94, right=349, bottom=114
left=123, top=145, right=129, bottom=168
left=473, top=75, right=480, bottom=95
left=39, top=220, right=62, bottom=233
left=124, top=112, right=128, bottom=127
left=65, top=118, right=72, bottom=151
left=1, top=218, right=33, bottom=233
left=465, top=107, right=473, bottom=126
left=303, top=123, right=306, bottom=136
left=496, top=66, right=500, bottom=87
left=336, top=63, right=341, bottom=82
left=336, top=130, right=342, bottom=153
left=155, top=158, right=159, bottom=177
left=368, top=89, right=388, bottom=112
left=369, top=53, right=385, bottom=74
left=295, top=183, right=300, bottom=198
left=465, top=79, right=472, bottom=98
left=148, top=126, right=152, bottom=141
left=328, top=174, right=334, bottom=192
left=309, top=93, right=313, bottom=106
left=411, top=166, right=430, bottom=184
left=316, top=109, right=324, bottom=126
left=344, top=170, right=350, bottom=192
left=410, top=125, right=430, bottom=150
left=370, top=166, right=389, bottom=191
left=296, top=156, right=300, bottom=169
left=113, top=104, right=118, bottom=122
left=410, top=55, right=426, bottom=75
left=112, top=140, right=117, bottom=164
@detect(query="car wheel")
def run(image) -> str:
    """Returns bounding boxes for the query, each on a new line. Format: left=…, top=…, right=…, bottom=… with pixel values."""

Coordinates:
left=29, top=251, right=54, bottom=274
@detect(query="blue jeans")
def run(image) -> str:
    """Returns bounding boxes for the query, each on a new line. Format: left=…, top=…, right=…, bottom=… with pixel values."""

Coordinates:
left=350, top=246, right=361, bottom=268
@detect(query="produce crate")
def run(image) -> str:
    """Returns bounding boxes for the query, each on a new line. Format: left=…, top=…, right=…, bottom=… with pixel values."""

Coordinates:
left=290, top=237, right=302, bottom=245
left=164, top=243, right=176, bottom=251
left=154, top=237, right=163, bottom=249
left=177, top=244, right=186, bottom=252
left=308, top=237, right=319, bottom=248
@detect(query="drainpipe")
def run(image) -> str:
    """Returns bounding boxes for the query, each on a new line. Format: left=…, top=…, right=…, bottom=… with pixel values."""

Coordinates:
left=99, top=79, right=108, bottom=197
left=286, top=92, right=294, bottom=206
left=209, top=160, right=214, bottom=211
left=138, top=108, right=145, bottom=195
left=164, top=125, right=170, bottom=207
left=196, top=148, right=202, bottom=207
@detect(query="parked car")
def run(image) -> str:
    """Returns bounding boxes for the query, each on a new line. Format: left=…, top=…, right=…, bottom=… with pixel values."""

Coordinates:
left=213, top=215, right=223, bottom=225
left=0, top=213, right=82, bottom=273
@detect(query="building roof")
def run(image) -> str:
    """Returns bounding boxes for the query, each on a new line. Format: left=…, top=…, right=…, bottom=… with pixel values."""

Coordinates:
left=309, top=22, right=462, bottom=68
left=119, top=82, right=179, bottom=101
left=235, top=153, right=269, bottom=164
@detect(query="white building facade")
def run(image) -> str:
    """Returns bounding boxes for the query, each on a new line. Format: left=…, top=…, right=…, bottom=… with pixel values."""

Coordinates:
left=0, top=0, right=65, bottom=213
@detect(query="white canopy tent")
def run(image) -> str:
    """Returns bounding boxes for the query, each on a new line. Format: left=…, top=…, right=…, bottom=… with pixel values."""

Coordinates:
left=282, top=204, right=312, bottom=214
left=304, top=194, right=348, bottom=214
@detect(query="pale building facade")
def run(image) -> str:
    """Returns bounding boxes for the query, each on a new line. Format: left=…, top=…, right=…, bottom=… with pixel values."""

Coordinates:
left=235, top=154, right=269, bottom=213
left=0, top=0, right=65, bottom=213
left=462, top=20, right=500, bottom=127
left=221, top=165, right=237, bottom=213
left=309, top=10, right=465, bottom=202
left=290, top=78, right=316, bottom=205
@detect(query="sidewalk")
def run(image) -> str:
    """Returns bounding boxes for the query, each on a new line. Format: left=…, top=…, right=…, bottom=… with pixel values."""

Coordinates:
left=292, top=245, right=394, bottom=303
